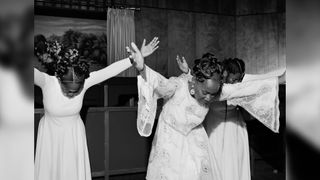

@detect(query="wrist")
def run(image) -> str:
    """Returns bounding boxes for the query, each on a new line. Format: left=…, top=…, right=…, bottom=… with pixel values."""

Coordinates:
left=136, top=64, right=145, bottom=75
left=129, top=56, right=135, bottom=65
left=138, top=64, right=145, bottom=72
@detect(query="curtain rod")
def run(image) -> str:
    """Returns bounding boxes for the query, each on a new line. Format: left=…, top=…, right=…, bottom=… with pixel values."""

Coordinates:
left=106, top=3, right=141, bottom=11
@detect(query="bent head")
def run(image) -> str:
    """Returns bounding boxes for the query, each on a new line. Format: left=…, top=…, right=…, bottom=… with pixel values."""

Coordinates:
left=57, top=64, right=89, bottom=98
left=221, top=58, right=245, bottom=84
left=192, top=53, right=223, bottom=106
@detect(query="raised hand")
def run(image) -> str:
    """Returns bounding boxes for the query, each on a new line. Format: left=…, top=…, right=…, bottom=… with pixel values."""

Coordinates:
left=126, top=42, right=144, bottom=71
left=176, top=55, right=189, bottom=74
left=141, top=37, right=160, bottom=58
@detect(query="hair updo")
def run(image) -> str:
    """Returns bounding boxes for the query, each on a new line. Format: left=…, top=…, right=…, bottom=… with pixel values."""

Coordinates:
left=34, top=35, right=90, bottom=80
left=192, top=53, right=223, bottom=83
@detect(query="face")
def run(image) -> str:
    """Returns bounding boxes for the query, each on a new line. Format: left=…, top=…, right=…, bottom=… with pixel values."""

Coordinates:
left=222, top=70, right=242, bottom=84
left=59, top=80, right=84, bottom=98
left=194, top=76, right=221, bottom=106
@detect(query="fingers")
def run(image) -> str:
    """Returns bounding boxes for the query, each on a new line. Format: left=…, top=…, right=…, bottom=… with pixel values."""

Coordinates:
left=152, top=45, right=159, bottom=52
left=151, top=37, right=159, bottom=46
left=182, top=56, right=186, bottom=63
left=131, top=42, right=140, bottom=53
left=126, top=46, right=133, bottom=54
left=141, top=39, right=146, bottom=48
left=153, top=40, right=160, bottom=48
left=176, top=55, right=180, bottom=62
left=176, top=55, right=183, bottom=63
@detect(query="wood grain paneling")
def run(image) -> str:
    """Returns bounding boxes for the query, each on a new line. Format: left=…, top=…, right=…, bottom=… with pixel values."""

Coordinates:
left=236, top=13, right=285, bottom=74
left=135, top=8, right=169, bottom=76
left=236, top=0, right=284, bottom=15
left=167, top=10, right=196, bottom=76
left=135, top=8, right=237, bottom=77
left=195, top=13, right=236, bottom=61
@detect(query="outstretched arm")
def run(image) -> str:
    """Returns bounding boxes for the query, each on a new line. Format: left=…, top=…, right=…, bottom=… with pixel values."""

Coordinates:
left=34, top=68, right=46, bottom=88
left=84, top=58, right=132, bottom=89
left=242, top=68, right=286, bottom=83
left=85, top=38, right=159, bottom=89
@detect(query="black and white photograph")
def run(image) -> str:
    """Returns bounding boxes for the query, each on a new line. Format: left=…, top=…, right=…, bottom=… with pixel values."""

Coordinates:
left=33, top=0, right=285, bottom=180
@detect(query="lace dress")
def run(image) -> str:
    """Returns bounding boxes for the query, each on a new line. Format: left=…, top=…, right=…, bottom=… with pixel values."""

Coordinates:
left=137, top=66, right=282, bottom=180
left=136, top=66, right=222, bottom=180
left=34, top=58, right=132, bottom=180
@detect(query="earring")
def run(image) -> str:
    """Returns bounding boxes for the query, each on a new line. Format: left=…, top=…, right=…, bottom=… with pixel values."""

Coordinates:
left=190, top=83, right=195, bottom=95
left=190, top=88, right=195, bottom=95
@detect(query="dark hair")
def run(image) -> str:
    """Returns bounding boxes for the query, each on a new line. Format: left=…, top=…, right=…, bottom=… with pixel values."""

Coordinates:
left=56, top=60, right=90, bottom=80
left=192, top=53, right=223, bottom=83
left=34, top=35, right=90, bottom=79
left=222, top=58, right=245, bottom=75
left=34, top=35, right=48, bottom=56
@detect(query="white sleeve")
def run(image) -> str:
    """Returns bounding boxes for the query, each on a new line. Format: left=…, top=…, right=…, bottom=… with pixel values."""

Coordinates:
left=34, top=68, right=46, bottom=88
left=242, top=68, right=285, bottom=82
left=84, top=58, right=132, bottom=89
left=137, top=66, right=179, bottom=137
left=220, top=77, right=280, bottom=132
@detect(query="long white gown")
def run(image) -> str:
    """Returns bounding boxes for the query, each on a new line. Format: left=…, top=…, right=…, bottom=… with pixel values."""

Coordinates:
left=136, top=66, right=222, bottom=180
left=204, top=69, right=284, bottom=180
left=34, top=58, right=132, bottom=180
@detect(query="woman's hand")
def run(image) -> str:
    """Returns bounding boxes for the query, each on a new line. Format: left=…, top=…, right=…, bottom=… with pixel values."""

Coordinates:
left=176, top=55, right=189, bottom=74
left=140, top=37, right=159, bottom=58
left=126, top=42, right=144, bottom=71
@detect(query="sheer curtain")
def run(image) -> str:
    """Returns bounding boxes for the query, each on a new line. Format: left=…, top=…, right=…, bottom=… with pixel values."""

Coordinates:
left=107, top=8, right=136, bottom=77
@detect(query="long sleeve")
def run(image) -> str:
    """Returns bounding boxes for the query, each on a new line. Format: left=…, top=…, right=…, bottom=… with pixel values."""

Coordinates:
left=84, top=58, right=132, bottom=89
left=34, top=68, right=46, bottom=88
left=137, top=66, right=179, bottom=137
left=242, top=67, right=285, bottom=82
left=220, top=77, right=280, bottom=132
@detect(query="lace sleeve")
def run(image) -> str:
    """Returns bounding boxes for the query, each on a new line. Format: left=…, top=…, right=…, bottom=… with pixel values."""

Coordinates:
left=220, top=77, right=280, bottom=132
left=137, top=66, right=179, bottom=137
left=242, top=68, right=285, bottom=82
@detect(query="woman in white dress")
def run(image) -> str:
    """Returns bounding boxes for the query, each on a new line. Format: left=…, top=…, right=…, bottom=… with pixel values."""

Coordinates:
left=34, top=37, right=159, bottom=180
left=177, top=55, right=285, bottom=180
left=129, top=51, right=224, bottom=180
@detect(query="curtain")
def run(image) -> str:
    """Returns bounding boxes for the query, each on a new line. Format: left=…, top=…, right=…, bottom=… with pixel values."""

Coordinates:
left=107, top=8, right=136, bottom=77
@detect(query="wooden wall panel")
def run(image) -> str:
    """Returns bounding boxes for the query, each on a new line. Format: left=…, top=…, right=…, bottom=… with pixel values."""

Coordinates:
left=135, top=8, right=237, bottom=77
left=135, top=8, right=169, bottom=76
left=167, top=10, right=196, bottom=76
left=278, top=13, right=286, bottom=69
left=236, top=0, right=284, bottom=15
left=195, top=14, right=236, bottom=62
left=236, top=13, right=285, bottom=74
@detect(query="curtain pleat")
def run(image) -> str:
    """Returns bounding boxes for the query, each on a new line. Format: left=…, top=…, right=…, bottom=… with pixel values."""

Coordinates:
left=107, top=8, right=136, bottom=77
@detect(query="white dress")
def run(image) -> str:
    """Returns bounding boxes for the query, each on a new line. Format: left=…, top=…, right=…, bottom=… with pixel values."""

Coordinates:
left=204, top=69, right=283, bottom=180
left=136, top=66, right=222, bottom=180
left=34, top=58, right=132, bottom=180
